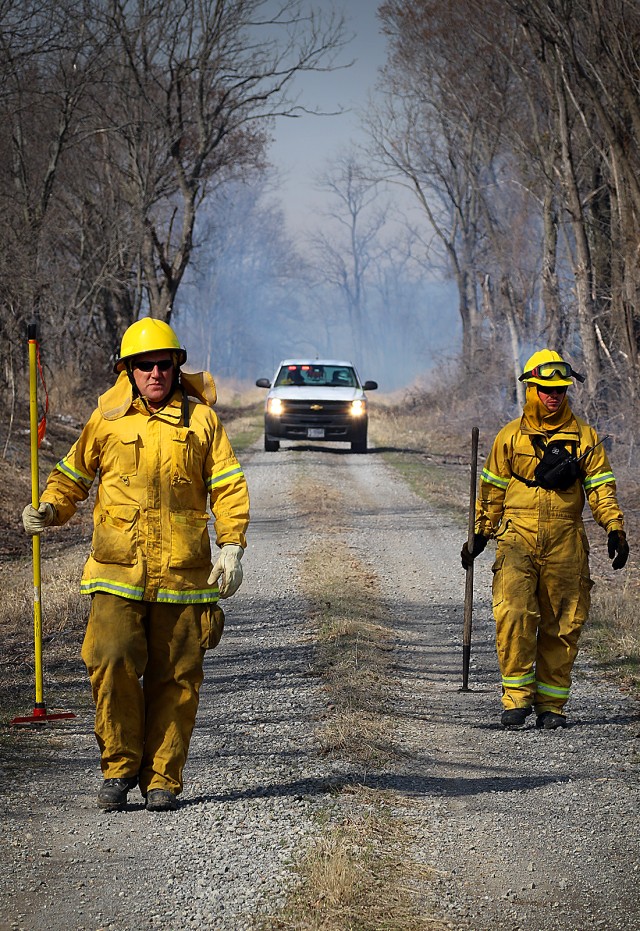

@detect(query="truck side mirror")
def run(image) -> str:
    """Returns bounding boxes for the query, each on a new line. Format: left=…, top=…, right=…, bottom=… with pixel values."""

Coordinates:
left=255, top=378, right=271, bottom=388
left=363, top=380, right=378, bottom=391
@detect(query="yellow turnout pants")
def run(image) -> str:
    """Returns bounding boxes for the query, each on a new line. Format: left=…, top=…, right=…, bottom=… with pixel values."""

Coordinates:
left=81, top=593, right=224, bottom=795
left=492, top=519, right=593, bottom=715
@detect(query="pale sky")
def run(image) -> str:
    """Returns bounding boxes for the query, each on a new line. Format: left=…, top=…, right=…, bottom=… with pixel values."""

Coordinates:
left=268, top=1, right=388, bottom=234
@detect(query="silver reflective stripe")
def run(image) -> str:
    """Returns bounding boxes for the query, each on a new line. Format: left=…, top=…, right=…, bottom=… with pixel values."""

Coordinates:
left=80, top=579, right=144, bottom=599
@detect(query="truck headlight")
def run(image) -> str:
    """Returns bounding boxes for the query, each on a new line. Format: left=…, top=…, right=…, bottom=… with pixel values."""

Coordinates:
left=350, top=399, right=366, bottom=416
left=267, top=397, right=283, bottom=416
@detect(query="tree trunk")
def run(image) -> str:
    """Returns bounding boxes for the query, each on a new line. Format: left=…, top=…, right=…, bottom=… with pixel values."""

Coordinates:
left=541, top=184, right=563, bottom=349
left=556, top=80, right=601, bottom=401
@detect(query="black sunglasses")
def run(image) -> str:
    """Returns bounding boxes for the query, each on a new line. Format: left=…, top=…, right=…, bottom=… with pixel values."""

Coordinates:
left=133, top=359, right=174, bottom=372
left=538, top=385, right=567, bottom=394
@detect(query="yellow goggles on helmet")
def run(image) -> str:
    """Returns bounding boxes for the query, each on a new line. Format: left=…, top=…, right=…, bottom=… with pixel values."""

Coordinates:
left=519, top=361, right=585, bottom=383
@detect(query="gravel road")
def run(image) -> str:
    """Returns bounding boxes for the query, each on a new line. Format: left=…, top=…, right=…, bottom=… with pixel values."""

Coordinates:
left=0, top=439, right=638, bottom=931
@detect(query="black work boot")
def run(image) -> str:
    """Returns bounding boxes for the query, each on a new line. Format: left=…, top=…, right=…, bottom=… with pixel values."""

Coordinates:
left=501, top=707, right=532, bottom=728
left=536, top=711, right=567, bottom=730
left=145, top=789, right=178, bottom=812
left=97, top=776, right=138, bottom=811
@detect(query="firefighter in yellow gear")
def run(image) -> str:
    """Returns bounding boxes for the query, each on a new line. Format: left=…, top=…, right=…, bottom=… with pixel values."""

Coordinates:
left=22, top=318, right=250, bottom=811
left=461, top=350, right=628, bottom=730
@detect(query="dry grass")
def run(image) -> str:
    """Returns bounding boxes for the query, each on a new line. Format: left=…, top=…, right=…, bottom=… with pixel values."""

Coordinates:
left=222, top=407, right=263, bottom=454
left=202, top=376, right=264, bottom=453
left=583, top=579, right=640, bottom=692
left=368, top=398, right=483, bottom=526
left=268, top=787, right=448, bottom=931
left=300, top=532, right=396, bottom=763
left=0, top=543, right=91, bottom=719
left=209, top=375, right=265, bottom=409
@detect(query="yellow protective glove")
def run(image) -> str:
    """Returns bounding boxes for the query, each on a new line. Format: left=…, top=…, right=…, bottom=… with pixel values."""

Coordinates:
left=208, top=544, right=244, bottom=598
left=22, top=502, right=55, bottom=535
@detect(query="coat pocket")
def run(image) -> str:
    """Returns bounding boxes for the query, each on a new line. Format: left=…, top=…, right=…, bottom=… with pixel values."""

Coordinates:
left=170, top=510, right=211, bottom=568
left=171, top=429, right=193, bottom=486
left=92, top=505, right=139, bottom=566
left=491, top=551, right=505, bottom=610
left=99, top=433, right=139, bottom=489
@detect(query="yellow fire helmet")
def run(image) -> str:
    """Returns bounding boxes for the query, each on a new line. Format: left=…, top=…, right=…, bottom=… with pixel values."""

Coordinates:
left=114, top=317, right=187, bottom=373
left=519, top=349, right=585, bottom=387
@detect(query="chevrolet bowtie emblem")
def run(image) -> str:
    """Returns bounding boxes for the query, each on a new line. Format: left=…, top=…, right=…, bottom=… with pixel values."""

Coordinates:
left=310, top=404, right=323, bottom=410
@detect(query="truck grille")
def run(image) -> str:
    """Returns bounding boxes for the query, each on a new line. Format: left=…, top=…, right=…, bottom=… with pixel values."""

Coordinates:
left=280, top=399, right=353, bottom=424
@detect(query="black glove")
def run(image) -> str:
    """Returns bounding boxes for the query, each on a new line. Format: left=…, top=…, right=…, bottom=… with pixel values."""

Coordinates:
left=607, top=530, right=629, bottom=570
left=461, top=533, right=488, bottom=569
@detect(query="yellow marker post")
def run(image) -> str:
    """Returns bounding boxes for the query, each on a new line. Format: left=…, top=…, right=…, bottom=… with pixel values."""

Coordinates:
left=11, top=323, right=75, bottom=725
left=29, top=323, right=45, bottom=715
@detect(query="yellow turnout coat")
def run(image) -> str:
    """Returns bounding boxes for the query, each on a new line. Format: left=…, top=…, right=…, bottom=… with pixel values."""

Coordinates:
left=41, top=371, right=249, bottom=604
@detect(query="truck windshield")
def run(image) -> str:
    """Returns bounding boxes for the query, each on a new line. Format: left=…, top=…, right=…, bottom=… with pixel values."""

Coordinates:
left=275, top=365, right=357, bottom=388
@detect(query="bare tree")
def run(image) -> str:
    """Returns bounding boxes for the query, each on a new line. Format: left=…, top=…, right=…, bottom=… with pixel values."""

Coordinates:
left=373, top=0, right=640, bottom=413
left=176, top=177, right=307, bottom=378
left=372, top=0, right=520, bottom=375
left=85, top=0, right=348, bottom=324
left=0, top=0, right=110, bottom=443
left=309, top=153, right=387, bottom=360
left=0, top=0, right=350, bottom=447
left=507, top=0, right=640, bottom=400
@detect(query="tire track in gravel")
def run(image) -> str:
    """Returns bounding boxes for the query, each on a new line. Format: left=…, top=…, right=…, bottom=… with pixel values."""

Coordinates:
left=0, top=441, right=638, bottom=931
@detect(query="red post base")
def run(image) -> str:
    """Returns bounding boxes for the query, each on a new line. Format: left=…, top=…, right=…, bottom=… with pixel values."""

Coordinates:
left=11, top=703, right=76, bottom=726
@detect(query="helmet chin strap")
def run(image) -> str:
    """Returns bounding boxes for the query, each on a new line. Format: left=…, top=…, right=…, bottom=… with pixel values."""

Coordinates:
left=124, top=362, right=138, bottom=394
left=181, top=374, right=190, bottom=428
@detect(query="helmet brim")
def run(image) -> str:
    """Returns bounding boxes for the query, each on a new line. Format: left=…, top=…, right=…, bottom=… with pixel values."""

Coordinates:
left=114, top=348, right=187, bottom=374
left=526, top=375, right=573, bottom=388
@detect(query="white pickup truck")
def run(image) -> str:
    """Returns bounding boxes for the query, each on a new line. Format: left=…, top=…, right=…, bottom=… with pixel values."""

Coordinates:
left=255, top=359, right=378, bottom=453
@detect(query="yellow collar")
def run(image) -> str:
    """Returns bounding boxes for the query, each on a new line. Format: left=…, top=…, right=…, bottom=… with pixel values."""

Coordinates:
left=98, top=370, right=217, bottom=421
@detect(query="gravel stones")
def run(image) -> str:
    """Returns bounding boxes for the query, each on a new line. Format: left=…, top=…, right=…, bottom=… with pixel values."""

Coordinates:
left=0, top=441, right=638, bottom=930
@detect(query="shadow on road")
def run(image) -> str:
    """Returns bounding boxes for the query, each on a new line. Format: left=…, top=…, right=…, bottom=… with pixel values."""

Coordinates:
left=277, top=443, right=423, bottom=455
left=181, top=769, right=573, bottom=807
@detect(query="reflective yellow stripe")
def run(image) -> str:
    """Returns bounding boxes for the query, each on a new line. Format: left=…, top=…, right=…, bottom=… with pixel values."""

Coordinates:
left=502, top=672, right=535, bottom=687
left=80, top=578, right=145, bottom=599
left=481, top=467, right=509, bottom=490
left=56, top=457, right=93, bottom=488
left=156, top=587, right=220, bottom=604
left=207, top=464, right=244, bottom=489
left=536, top=679, right=570, bottom=698
left=81, top=579, right=220, bottom=604
left=583, top=471, right=615, bottom=491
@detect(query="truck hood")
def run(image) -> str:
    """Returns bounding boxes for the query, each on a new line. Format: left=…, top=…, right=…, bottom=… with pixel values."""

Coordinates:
left=268, top=386, right=365, bottom=402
